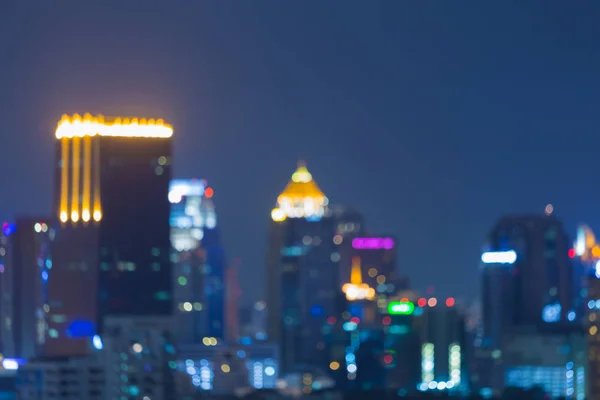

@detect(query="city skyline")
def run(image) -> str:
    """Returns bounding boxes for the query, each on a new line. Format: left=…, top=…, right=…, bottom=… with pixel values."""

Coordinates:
left=4, top=2, right=600, bottom=307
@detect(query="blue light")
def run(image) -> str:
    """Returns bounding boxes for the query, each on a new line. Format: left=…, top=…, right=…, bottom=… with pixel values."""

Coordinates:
left=342, top=321, right=357, bottom=332
left=310, top=305, right=324, bottom=317
left=41, top=271, right=48, bottom=282
left=589, top=300, right=596, bottom=310
left=567, top=311, right=576, bottom=322
left=237, top=350, right=246, bottom=358
left=240, top=336, right=252, bottom=345
left=67, top=320, right=95, bottom=338
left=128, top=385, right=140, bottom=396
left=2, top=223, right=16, bottom=237
left=542, top=303, right=561, bottom=323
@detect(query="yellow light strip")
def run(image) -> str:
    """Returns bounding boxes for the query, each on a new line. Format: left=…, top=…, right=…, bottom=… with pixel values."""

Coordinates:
left=92, top=138, right=102, bottom=222
left=59, top=138, right=69, bottom=223
left=70, top=137, right=81, bottom=223
left=81, top=136, right=92, bottom=222
left=55, top=113, right=173, bottom=139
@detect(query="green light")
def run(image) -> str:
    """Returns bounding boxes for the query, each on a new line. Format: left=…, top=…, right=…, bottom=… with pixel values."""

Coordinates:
left=178, top=276, right=187, bottom=286
left=388, top=301, right=414, bottom=315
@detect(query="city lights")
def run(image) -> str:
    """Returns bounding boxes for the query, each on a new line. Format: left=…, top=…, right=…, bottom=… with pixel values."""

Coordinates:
left=481, top=250, right=517, bottom=264
left=352, top=237, right=395, bottom=250
left=271, top=162, right=328, bottom=222
left=55, top=113, right=173, bottom=139
left=342, top=257, right=375, bottom=301
left=388, top=301, right=415, bottom=315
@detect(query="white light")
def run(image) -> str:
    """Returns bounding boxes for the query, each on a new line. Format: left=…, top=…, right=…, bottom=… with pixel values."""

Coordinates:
left=595, top=261, right=600, bottom=279
left=2, top=359, right=18, bottom=370
left=132, top=343, right=143, bottom=353
left=265, top=366, right=275, bottom=376
left=92, top=335, right=103, bottom=350
left=481, top=250, right=517, bottom=264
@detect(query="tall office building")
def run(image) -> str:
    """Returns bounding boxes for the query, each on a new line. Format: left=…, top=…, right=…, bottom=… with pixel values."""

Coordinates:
left=266, top=162, right=364, bottom=372
left=169, top=178, right=226, bottom=341
left=418, top=303, right=468, bottom=394
left=0, top=219, right=52, bottom=359
left=47, top=113, right=173, bottom=355
left=480, top=212, right=575, bottom=393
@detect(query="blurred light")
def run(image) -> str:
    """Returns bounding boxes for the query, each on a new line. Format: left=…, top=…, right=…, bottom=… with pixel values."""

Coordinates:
left=428, top=298, right=437, bottom=307
left=2, top=359, right=19, bottom=370
left=568, top=248, right=576, bottom=259
left=417, top=298, right=427, bottom=307
left=132, top=343, right=143, bottom=353
left=446, top=297, right=455, bottom=307
left=221, top=364, right=230, bottom=373
left=542, top=303, right=561, bottom=323
left=382, top=316, right=391, bottom=325
left=352, top=237, right=394, bottom=250
left=271, top=208, right=286, bottom=222
left=545, top=204, right=553, bottom=215
left=388, top=301, right=415, bottom=315
left=481, top=250, right=516, bottom=264
left=383, top=355, right=393, bottom=364
left=204, top=187, right=214, bottom=198
left=329, top=361, right=340, bottom=371
left=92, top=335, right=103, bottom=350
left=55, top=114, right=173, bottom=139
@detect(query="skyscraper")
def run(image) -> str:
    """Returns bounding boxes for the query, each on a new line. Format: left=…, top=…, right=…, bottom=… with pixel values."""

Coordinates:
left=480, top=213, right=575, bottom=393
left=0, top=219, right=52, bottom=359
left=169, top=178, right=226, bottom=341
left=47, top=113, right=173, bottom=355
left=266, top=162, right=364, bottom=372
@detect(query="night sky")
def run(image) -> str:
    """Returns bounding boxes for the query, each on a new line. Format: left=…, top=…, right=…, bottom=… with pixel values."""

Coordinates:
left=2, top=1, right=600, bottom=305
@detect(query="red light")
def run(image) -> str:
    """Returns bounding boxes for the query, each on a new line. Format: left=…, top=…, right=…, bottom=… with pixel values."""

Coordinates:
left=205, top=187, right=214, bottom=198
left=383, top=355, right=393, bottom=364
left=568, top=248, right=576, bottom=258
left=382, top=316, right=391, bottom=325
left=446, top=297, right=455, bottom=307
left=350, top=317, right=360, bottom=324
left=417, top=298, right=427, bottom=307
left=327, top=316, right=336, bottom=325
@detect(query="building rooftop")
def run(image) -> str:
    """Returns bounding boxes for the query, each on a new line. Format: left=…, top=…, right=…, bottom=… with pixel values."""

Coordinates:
left=55, top=113, right=173, bottom=139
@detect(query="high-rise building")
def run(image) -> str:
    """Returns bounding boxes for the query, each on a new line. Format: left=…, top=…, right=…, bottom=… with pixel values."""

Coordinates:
left=266, top=162, right=363, bottom=372
left=418, top=303, right=468, bottom=394
left=0, top=219, right=51, bottom=359
left=47, top=113, right=173, bottom=356
left=169, top=178, right=226, bottom=342
left=480, top=212, right=575, bottom=393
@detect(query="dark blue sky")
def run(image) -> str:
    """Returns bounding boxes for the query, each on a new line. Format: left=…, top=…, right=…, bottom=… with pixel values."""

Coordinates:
left=2, top=1, right=600, bottom=305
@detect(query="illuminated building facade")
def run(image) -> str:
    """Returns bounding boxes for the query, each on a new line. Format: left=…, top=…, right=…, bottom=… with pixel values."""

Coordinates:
left=48, top=114, right=173, bottom=356
left=586, top=276, right=600, bottom=398
left=503, top=329, right=586, bottom=399
left=480, top=213, right=575, bottom=393
left=0, top=219, right=52, bottom=359
left=266, top=162, right=364, bottom=372
left=418, top=304, right=468, bottom=394
left=169, top=178, right=226, bottom=341
left=175, top=342, right=279, bottom=394
left=341, top=235, right=406, bottom=313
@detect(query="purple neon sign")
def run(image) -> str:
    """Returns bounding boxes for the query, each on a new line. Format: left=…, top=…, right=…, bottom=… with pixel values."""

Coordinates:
left=352, top=237, right=395, bottom=250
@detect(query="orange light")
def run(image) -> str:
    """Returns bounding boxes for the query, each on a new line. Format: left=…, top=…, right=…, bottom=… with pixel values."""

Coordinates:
left=446, top=297, right=455, bottom=307
left=55, top=113, right=173, bottom=139
left=400, top=297, right=409, bottom=302
left=205, top=187, right=214, bottom=198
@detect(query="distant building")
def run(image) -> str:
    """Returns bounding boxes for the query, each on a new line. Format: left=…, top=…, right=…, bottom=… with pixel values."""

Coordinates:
left=266, top=162, right=364, bottom=372
left=503, top=329, right=586, bottom=399
left=0, top=219, right=51, bottom=359
left=175, top=341, right=279, bottom=395
left=480, top=213, right=575, bottom=393
left=169, top=178, right=227, bottom=341
left=417, top=300, right=468, bottom=395
left=47, top=114, right=173, bottom=356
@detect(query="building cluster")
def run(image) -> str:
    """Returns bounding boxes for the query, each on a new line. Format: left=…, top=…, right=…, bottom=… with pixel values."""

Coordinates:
left=0, top=113, right=597, bottom=399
